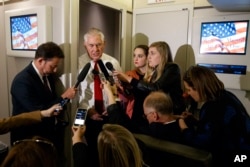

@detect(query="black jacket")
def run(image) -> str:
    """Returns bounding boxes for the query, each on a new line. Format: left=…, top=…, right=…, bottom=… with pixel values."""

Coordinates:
left=10, top=62, right=63, bottom=145
left=130, top=63, right=185, bottom=115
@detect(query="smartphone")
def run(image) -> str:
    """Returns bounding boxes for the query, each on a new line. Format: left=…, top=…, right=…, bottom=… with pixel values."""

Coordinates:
left=54, top=98, right=69, bottom=112
left=60, top=98, right=69, bottom=107
left=73, top=108, right=88, bottom=127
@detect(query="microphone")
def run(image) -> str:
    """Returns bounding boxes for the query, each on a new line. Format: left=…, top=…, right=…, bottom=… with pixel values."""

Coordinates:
left=74, top=62, right=91, bottom=88
left=97, top=59, right=114, bottom=84
left=58, top=62, right=91, bottom=109
left=105, top=62, right=120, bottom=85
left=105, top=62, right=115, bottom=72
left=105, top=61, right=131, bottom=96
left=97, top=59, right=110, bottom=80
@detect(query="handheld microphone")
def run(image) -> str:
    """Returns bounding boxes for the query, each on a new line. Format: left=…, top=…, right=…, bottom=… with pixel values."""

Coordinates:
left=105, top=61, right=120, bottom=85
left=97, top=59, right=110, bottom=80
left=105, top=62, right=115, bottom=72
left=58, top=62, right=91, bottom=109
left=97, top=59, right=114, bottom=84
left=74, top=62, right=91, bottom=88
left=105, top=61, right=131, bottom=96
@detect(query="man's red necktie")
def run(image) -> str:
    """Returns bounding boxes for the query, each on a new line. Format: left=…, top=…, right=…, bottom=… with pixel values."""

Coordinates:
left=94, top=62, right=104, bottom=114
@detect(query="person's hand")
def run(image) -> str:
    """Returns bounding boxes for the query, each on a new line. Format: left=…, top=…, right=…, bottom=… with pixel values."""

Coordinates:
left=61, top=87, right=77, bottom=99
left=113, top=70, right=132, bottom=83
left=102, top=80, right=113, bottom=95
left=40, top=103, right=62, bottom=117
left=102, top=110, right=108, bottom=117
left=102, top=80, right=117, bottom=96
left=178, top=118, right=188, bottom=130
left=72, top=125, right=86, bottom=145
left=102, top=80, right=117, bottom=105
left=180, top=111, right=193, bottom=119
left=88, top=108, right=103, bottom=121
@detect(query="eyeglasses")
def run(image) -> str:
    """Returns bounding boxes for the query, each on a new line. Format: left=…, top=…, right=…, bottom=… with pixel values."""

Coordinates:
left=143, top=112, right=154, bottom=119
left=13, top=139, right=55, bottom=150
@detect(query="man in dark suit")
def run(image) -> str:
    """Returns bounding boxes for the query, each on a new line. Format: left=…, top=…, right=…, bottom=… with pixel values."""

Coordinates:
left=10, top=42, right=76, bottom=154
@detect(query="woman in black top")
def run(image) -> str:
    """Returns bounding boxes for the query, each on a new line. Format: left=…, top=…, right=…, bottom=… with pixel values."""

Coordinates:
left=114, top=41, right=185, bottom=121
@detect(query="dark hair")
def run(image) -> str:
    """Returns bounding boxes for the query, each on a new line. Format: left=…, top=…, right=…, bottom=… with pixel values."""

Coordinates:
left=35, top=42, right=64, bottom=60
left=134, top=45, right=149, bottom=57
left=183, top=65, right=224, bottom=101
left=1, top=136, right=58, bottom=167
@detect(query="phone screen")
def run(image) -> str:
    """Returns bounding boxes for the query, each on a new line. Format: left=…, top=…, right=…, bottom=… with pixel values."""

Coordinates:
left=74, top=108, right=87, bottom=126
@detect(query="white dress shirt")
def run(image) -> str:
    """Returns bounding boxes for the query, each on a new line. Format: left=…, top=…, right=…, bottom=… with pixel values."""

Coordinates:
left=78, top=53, right=122, bottom=110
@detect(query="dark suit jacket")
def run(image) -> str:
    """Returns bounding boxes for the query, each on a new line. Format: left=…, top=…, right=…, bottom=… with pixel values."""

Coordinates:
left=10, top=62, right=63, bottom=145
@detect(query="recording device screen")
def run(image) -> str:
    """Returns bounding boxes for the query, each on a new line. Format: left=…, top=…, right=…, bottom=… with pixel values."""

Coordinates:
left=198, top=63, right=247, bottom=75
left=10, top=14, right=38, bottom=51
left=199, top=20, right=249, bottom=54
left=74, top=108, right=87, bottom=126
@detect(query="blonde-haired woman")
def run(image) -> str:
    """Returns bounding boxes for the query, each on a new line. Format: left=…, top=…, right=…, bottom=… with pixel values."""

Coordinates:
left=98, top=124, right=149, bottom=167
left=72, top=124, right=150, bottom=167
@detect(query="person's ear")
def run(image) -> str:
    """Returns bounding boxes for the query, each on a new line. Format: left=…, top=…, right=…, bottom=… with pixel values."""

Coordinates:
left=152, top=112, right=159, bottom=121
left=37, top=57, right=46, bottom=66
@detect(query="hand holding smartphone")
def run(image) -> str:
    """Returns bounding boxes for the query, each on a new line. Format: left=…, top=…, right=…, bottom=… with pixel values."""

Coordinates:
left=54, top=98, right=69, bottom=112
left=73, top=108, right=88, bottom=127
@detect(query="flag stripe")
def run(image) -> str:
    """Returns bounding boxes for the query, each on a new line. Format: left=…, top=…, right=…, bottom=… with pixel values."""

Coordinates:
left=200, top=21, right=248, bottom=54
left=11, top=15, right=38, bottom=50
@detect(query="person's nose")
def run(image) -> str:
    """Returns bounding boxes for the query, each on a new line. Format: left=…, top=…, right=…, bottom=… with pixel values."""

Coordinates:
left=93, top=45, right=100, bottom=51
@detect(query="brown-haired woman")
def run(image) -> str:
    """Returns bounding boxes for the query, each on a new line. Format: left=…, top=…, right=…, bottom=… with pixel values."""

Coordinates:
left=179, top=65, right=250, bottom=166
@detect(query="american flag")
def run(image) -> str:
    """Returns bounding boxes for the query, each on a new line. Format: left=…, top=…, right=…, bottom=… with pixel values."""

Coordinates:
left=200, top=21, right=248, bottom=54
left=11, top=14, right=38, bottom=50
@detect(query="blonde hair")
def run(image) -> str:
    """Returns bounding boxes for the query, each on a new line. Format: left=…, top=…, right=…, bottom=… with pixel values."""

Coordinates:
left=98, top=124, right=144, bottom=167
left=144, top=41, right=173, bottom=82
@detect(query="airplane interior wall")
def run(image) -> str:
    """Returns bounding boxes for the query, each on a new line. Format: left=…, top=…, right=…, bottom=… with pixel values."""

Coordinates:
left=132, top=2, right=250, bottom=118
left=79, top=0, right=121, bottom=62
left=0, top=5, right=9, bottom=146
left=192, top=7, right=250, bottom=117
